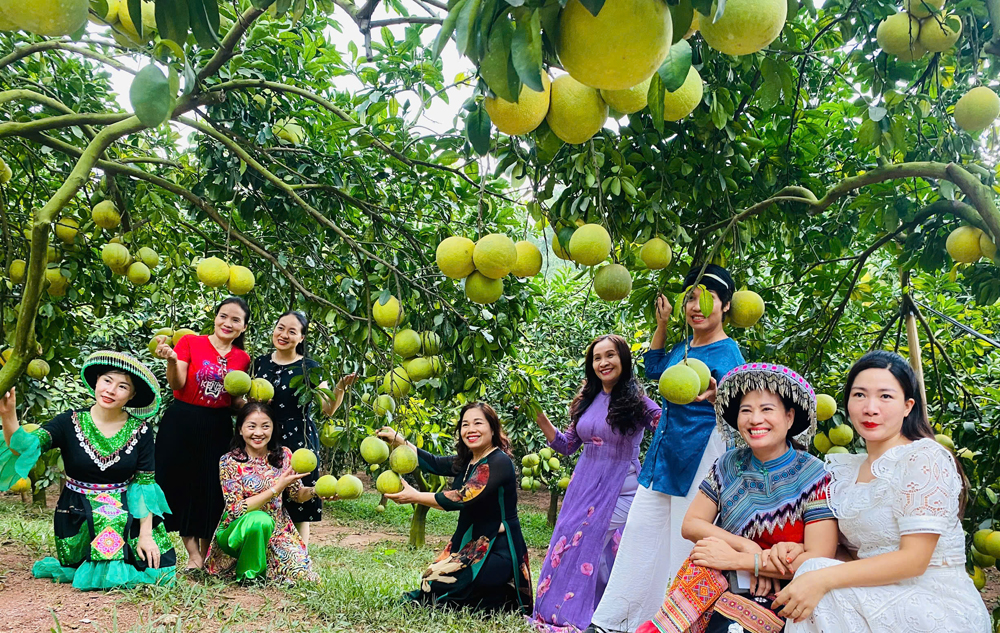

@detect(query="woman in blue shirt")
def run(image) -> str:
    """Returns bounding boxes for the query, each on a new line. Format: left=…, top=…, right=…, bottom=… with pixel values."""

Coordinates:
left=588, top=264, right=745, bottom=633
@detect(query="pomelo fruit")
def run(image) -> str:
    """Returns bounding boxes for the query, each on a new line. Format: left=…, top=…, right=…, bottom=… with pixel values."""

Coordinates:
left=0, top=158, right=11, bottom=182
left=335, top=474, right=364, bottom=500
left=983, top=531, right=1000, bottom=559
left=436, top=236, right=476, bottom=279
left=659, top=363, right=702, bottom=405
left=376, top=504, right=385, bottom=513
left=137, top=247, right=159, bottom=268
left=540, top=447, right=554, bottom=460
left=973, top=529, right=993, bottom=553
left=383, top=367, right=411, bottom=399
left=101, top=243, right=130, bottom=270
left=47, top=245, right=61, bottom=265
left=558, top=0, right=673, bottom=91
left=249, top=377, right=275, bottom=402
left=906, top=0, right=944, bottom=18
left=228, top=265, right=255, bottom=295
left=828, top=424, right=854, bottom=446
left=877, top=12, right=924, bottom=61
left=521, top=476, right=533, bottom=491
left=197, top=257, right=230, bottom=287
left=373, top=394, right=396, bottom=416
left=406, top=357, right=434, bottom=382
left=27, top=359, right=49, bottom=379
left=92, top=201, right=121, bottom=230
left=389, top=445, right=418, bottom=474
left=465, top=271, right=504, bottom=304
left=8, top=259, right=25, bottom=284
left=816, top=394, right=837, bottom=421
left=813, top=431, right=833, bottom=454
left=954, top=87, right=1000, bottom=132
left=981, top=232, right=997, bottom=261
left=0, top=348, right=10, bottom=366
left=273, top=118, right=304, bottom=144
left=568, top=224, right=612, bottom=266
left=473, top=234, right=517, bottom=279
left=89, top=0, right=119, bottom=23
left=127, top=262, right=151, bottom=286
left=224, top=370, right=252, bottom=396
left=680, top=358, right=711, bottom=394
left=21, top=422, right=39, bottom=433
left=360, top=436, right=391, bottom=464
left=129, top=64, right=172, bottom=128
left=546, top=75, right=609, bottom=144
left=600, top=78, right=652, bottom=115
left=972, top=546, right=996, bottom=568
left=971, top=565, right=986, bottom=591
left=511, top=241, right=543, bottom=277
left=54, top=218, right=79, bottom=245
left=593, top=264, right=632, bottom=301
left=172, top=328, right=196, bottom=346
left=662, top=65, right=704, bottom=121
left=557, top=476, right=570, bottom=491
left=522, top=453, right=540, bottom=468
left=45, top=267, right=69, bottom=297
left=0, top=0, right=88, bottom=37
left=484, top=73, right=552, bottom=136
left=826, top=446, right=850, bottom=454
left=290, top=448, right=317, bottom=473
left=919, top=13, right=962, bottom=53
left=376, top=470, right=403, bottom=494
left=946, top=226, right=983, bottom=263
left=428, top=356, right=445, bottom=376
left=729, top=290, right=765, bottom=328
left=314, top=474, right=337, bottom=497
left=640, top=238, right=672, bottom=269
left=698, top=0, right=787, bottom=56
left=420, top=332, right=441, bottom=355
left=372, top=294, right=402, bottom=328
left=117, top=0, right=155, bottom=38
left=547, top=457, right=561, bottom=471
left=393, top=329, right=422, bottom=359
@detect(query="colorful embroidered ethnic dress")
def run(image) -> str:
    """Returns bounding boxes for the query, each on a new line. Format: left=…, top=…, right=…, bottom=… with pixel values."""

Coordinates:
left=0, top=409, right=175, bottom=590
left=204, top=446, right=316, bottom=583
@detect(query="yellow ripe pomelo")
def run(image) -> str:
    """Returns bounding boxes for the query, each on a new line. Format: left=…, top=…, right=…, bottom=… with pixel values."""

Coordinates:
left=89, top=0, right=119, bottom=23
left=662, top=65, right=704, bottom=121
left=290, top=448, right=317, bottom=473
left=0, top=348, right=11, bottom=366
left=600, top=77, right=651, bottom=115
left=45, top=267, right=70, bottom=297
left=372, top=294, right=403, bottom=328
left=314, top=474, right=337, bottom=498
left=593, top=264, right=632, bottom=301
left=698, top=0, right=787, bottom=56
left=813, top=431, right=833, bottom=454
left=118, top=0, right=155, bottom=38
left=640, top=238, right=672, bottom=269
left=906, top=0, right=944, bottom=19
left=54, top=217, right=79, bottom=245
left=126, top=261, right=151, bottom=286
left=335, top=474, right=364, bottom=499
left=816, top=394, right=837, bottom=421
left=8, top=259, right=25, bottom=284
left=558, top=0, right=672, bottom=91
left=436, top=236, right=476, bottom=279
left=389, top=445, right=418, bottom=474
left=249, top=377, right=275, bottom=402
left=485, top=73, right=552, bottom=136
left=137, top=246, right=159, bottom=269
left=197, top=257, right=229, bottom=287
left=101, top=243, right=130, bottom=270
left=473, top=233, right=517, bottom=279
left=946, top=226, right=983, bottom=263
left=373, top=394, right=396, bottom=416
left=568, top=224, right=612, bottom=266
left=512, top=241, right=543, bottom=277
left=0, top=0, right=88, bottom=37
left=227, top=265, right=255, bottom=295
left=273, top=118, right=304, bottom=144
left=826, top=446, right=850, bottom=455
left=981, top=232, right=997, bottom=261
left=919, top=14, right=962, bottom=53
left=983, top=531, right=1000, bottom=559
left=729, top=290, right=765, bottom=328
left=955, top=86, right=1000, bottom=132
left=360, top=436, right=391, bottom=464
left=0, top=9, right=19, bottom=31
left=92, top=200, right=121, bottom=230
left=393, top=329, right=422, bottom=359
left=659, top=363, right=702, bottom=405
left=376, top=470, right=403, bottom=494
left=971, top=565, right=986, bottom=591
left=828, top=424, right=855, bottom=446
left=172, top=328, right=196, bottom=346
left=383, top=366, right=411, bottom=399
left=27, top=359, right=50, bottom=379
left=546, top=75, right=609, bottom=145
left=552, top=232, right=572, bottom=260
left=877, top=12, right=923, bottom=60
left=224, top=370, right=252, bottom=396
left=0, top=158, right=12, bottom=183
left=934, top=433, right=955, bottom=452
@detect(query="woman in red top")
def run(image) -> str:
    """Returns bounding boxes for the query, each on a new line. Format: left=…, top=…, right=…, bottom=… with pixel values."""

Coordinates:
left=154, top=296, right=251, bottom=570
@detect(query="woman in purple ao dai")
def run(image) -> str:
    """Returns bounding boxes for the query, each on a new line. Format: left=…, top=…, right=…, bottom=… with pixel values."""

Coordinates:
left=529, top=334, right=661, bottom=632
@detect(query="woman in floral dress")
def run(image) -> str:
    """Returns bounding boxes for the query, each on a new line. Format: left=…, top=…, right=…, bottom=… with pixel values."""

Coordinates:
left=204, top=402, right=318, bottom=583
left=0, top=351, right=175, bottom=590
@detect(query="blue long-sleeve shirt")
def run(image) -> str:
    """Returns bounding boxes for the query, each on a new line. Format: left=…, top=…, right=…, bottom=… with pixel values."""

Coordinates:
left=638, top=337, right=744, bottom=496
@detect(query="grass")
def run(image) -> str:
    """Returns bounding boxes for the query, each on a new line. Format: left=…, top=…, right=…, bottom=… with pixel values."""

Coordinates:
left=0, top=492, right=554, bottom=632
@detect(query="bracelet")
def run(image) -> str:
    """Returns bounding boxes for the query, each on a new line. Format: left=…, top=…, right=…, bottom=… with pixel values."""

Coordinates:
left=754, top=553, right=760, bottom=577
left=269, top=486, right=278, bottom=498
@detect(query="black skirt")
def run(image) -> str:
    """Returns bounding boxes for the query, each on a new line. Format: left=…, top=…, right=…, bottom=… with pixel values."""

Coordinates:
left=155, top=401, right=234, bottom=539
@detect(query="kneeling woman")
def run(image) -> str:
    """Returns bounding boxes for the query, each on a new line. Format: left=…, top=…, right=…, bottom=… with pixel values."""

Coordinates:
left=377, top=403, right=533, bottom=614
left=638, top=363, right=838, bottom=633
left=204, top=403, right=318, bottom=584
left=0, top=351, right=175, bottom=590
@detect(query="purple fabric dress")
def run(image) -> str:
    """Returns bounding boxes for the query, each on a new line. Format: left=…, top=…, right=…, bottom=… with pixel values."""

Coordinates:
left=530, top=392, right=660, bottom=632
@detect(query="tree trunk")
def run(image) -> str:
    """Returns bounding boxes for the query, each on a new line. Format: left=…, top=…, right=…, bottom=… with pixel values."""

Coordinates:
left=31, top=481, right=46, bottom=507
left=547, top=488, right=560, bottom=527
left=410, top=504, right=429, bottom=548
left=904, top=299, right=930, bottom=424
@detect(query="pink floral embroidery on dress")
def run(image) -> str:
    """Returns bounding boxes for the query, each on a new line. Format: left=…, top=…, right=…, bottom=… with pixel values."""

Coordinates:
left=587, top=506, right=595, bottom=517
left=580, top=562, right=594, bottom=576
left=591, top=436, right=604, bottom=447
left=564, top=592, right=575, bottom=601
left=537, top=575, right=551, bottom=596
left=571, top=531, right=583, bottom=547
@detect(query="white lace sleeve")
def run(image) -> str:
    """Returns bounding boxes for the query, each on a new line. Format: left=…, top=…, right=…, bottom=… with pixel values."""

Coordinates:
left=892, top=441, right=961, bottom=536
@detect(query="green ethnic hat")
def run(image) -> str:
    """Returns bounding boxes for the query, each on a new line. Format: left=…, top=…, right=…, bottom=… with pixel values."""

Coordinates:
left=81, top=351, right=161, bottom=419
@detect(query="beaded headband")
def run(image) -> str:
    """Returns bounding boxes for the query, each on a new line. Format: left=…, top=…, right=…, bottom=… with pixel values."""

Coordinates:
left=714, top=362, right=817, bottom=449
left=80, top=351, right=161, bottom=419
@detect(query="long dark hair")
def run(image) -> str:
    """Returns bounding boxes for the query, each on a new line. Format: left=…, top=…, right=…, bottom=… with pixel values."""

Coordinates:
left=683, top=263, right=735, bottom=321
left=569, top=334, right=654, bottom=436
left=231, top=402, right=283, bottom=468
left=217, top=296, right=250, bottom=349
left=843, top=350, right=968, bottom=515
left=275, top=310, right=309, bottom=356
left=454, top=402, right=512, bottom=467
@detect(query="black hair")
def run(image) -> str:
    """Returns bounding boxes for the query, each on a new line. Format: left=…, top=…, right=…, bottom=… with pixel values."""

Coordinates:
left=843, top=350, right=967, bottom=516
left=569, top=334, right=655, bottom=436
left=217, top=296, right=250, bottom=349
left=231, top=402, right=283, bottom=468
left=682, top=264, right=735, bottom=320
left=275, top=310, right=309, bottom=356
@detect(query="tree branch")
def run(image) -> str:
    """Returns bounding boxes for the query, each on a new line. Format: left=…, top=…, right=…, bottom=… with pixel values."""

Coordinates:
left=986, top=0, right=1000, bottom=56
left=0, top=112, right=131, bottom=139
left=0, top=41, right=135, bottom=74
left=195, top=5, right=264, bottom=84
left=369, top=17, right=443, bottom=26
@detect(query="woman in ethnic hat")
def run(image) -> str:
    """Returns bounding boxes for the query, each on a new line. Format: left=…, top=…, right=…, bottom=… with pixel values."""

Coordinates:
left=636, top=363, right=838, bottom=633
left=0, top=350, right=175, bottom=590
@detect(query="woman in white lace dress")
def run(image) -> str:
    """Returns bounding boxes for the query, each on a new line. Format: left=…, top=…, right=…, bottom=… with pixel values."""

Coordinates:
left=775, top=350, right=990, bottom=632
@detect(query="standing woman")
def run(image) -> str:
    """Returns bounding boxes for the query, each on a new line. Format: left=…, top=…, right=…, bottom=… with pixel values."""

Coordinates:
left=376, top=403, right=533, bottom=614
left=252, top=310, right=356, bottom=546
left=154, top=296, right=252, bottom=570
left=777, top=351, right=990, bottom=631
left=530, top=334, right=660, bottom=632
left=0, top=351, right=175, bottom=590
left=589, top=264, right=745, bottom=633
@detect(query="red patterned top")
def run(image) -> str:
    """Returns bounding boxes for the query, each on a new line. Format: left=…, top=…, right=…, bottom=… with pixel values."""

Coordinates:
left=172, top=335, right=250, bottom=408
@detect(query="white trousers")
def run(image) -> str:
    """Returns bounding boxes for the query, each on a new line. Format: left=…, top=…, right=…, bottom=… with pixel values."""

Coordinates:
left=589, top=431, right=726, bottom=632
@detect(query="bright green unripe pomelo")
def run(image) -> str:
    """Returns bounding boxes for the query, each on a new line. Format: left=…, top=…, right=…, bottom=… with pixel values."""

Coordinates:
left=389, top=445, right=418, bottom=474
left=172, top=328, right=196, bottom=346
left=374, top=394, right=396, bottom=416
left=393, top=329, right=422, bottom=359
left=335, top=474, right=364, bottom=499
left=680, top=358, right=711, bottom=394
left=593, top=264, right=632, bottom=301
left=290, top=448, right=317, bottom=473
left=224, top=370, right=252, bottom=396
left=659, top=363, right=701, bottom=405
left=376, top=470, right=403, bottom=494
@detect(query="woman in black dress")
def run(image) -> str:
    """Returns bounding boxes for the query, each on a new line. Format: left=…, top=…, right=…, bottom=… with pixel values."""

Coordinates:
left=378, top=402, right=533, bottom=614
left=253, top=310, right=356, bottom=545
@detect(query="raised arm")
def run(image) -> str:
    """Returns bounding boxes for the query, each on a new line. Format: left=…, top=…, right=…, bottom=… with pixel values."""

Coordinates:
left=538, top=410, right=582, bottom=455
left=156, top=335, right=189, bottom=391
left=650, top=294, right=673, bottom=352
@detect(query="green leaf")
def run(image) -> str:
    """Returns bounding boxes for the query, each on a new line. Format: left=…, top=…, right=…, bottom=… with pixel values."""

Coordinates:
left=433, top=0, right=467, bottom=60
left=155, top=0, right=190, bottom=46
left=127, top=0, right=143, bottom=38
left=691, top=0, right=714, bottom=15
left=512, top=10, right=544, bottom=92
left=188, top=0, right=222, bottom=48
left=480, top=18, right=516, bottom=102
left=670, top=0, right=694, bottom=44
left=658, top=40, right=692, bottom=93
left=698, top=284, right=714, bottom=317
left=579, top=0, right=606, bottom=17
left=455, top=0, right=482, bottom=57
left=378, top=289, right=391, bottom=305
left=759, top=56, right=781, bottom=110
left=647, top=72, right=665, bottom=133
left=466, top=104, right=492, bottom=155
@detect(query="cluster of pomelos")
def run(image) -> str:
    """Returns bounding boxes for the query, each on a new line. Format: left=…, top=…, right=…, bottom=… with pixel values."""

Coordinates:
left=435, top=234, right=543, bottom=305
